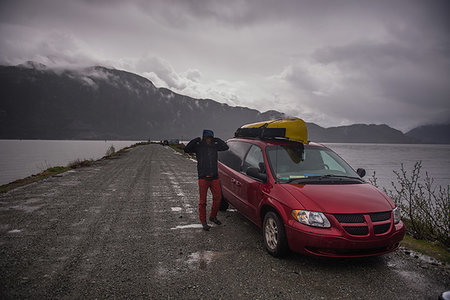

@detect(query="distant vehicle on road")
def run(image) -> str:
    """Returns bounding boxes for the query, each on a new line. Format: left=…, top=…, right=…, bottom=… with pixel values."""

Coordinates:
left=218, top=118, right=405, bottom=258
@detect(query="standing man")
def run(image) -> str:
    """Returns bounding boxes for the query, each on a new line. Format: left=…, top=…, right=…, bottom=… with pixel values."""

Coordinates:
left=184, top=130, right=229, bottom=231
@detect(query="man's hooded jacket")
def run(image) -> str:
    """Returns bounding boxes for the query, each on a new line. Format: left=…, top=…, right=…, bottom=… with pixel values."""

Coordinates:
left=184, top=136, right=229, bottom=180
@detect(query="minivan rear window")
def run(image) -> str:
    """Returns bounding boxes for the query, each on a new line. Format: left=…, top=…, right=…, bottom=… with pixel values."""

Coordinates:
left=218, top=141, right=252, bottom=172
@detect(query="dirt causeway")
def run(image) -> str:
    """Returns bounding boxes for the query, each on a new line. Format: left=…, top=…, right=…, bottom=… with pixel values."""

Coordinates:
left=0, top=144, right=448, bottom=299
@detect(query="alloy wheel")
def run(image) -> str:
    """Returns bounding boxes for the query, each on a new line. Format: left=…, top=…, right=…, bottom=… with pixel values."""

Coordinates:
left=265, top=217, right=278, bottom=251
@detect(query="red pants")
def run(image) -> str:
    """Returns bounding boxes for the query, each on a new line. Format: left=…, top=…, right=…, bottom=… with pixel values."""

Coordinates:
left=198, top=179, right=222, bottom=223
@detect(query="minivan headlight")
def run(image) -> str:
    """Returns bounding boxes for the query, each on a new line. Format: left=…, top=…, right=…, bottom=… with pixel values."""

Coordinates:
left=291, top=210, right=331, bottom=228
left=393, top=207, right=400, bottom=224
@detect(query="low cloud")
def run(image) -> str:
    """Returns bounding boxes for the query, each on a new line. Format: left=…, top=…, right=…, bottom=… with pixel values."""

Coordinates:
left=182, top=69, right=202, bottom=83
left=272, top=37, right=450, bottom=130
left=274, top=60, right=341, bottom=97
left=131, top=53, right=245, bottom=107
left=0, top=27, right=98, bottom=68
left=136, top=55, right=186, bottom=90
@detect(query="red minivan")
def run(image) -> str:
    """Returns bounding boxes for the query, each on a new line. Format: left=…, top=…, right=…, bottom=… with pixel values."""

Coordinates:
left=218, top=138, right=405, bottom=258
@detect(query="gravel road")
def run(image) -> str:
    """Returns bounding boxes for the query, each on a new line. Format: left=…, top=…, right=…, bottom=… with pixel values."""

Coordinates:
left=0, top=144, right=448, bottom=299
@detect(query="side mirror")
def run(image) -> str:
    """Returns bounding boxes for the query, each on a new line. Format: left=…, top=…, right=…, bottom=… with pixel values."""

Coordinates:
left=357, top=168, right=366, bottom=178
left=246, top=167, right=267, bottom=182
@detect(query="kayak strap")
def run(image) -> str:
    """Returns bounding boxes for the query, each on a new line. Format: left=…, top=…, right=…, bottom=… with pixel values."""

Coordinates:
left=234, top=127, right=286, bottom=139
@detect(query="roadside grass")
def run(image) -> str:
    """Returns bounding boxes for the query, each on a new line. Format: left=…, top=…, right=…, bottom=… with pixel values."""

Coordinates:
left=68, top=159, right=94, bottom=169
left=400, top=235, right=450, bottom=265
left=104, top=141, right=152, bottom=158
left=168, top=142, right=186, bottom=154
left=0, top=141, right=151, bottom=194
left=0, top=166, right=71, bottom=194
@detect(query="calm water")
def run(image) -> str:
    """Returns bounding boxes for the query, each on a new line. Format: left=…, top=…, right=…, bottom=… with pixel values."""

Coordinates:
left=0, top=140, right=141, bottom=185
left=323, top=143, right=450, bottom=191
left=0, top=141, right=449, bottom=190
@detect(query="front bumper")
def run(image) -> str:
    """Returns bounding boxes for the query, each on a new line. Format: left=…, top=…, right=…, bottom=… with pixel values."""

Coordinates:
left=285, top=221, right=405, bottom=258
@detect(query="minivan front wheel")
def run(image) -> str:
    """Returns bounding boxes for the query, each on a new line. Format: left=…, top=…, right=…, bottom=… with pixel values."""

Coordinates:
left=263, top=211, right=288, bottom=257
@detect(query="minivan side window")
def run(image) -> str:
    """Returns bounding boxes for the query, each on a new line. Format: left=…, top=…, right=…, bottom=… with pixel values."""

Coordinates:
left=242, top=145, right=264, bottom=173
left=218, top=141, right=251, bottom=171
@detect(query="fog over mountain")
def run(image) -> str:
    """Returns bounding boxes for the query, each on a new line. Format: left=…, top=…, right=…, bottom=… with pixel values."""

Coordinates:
left=0, top=63, right=441, bottom=143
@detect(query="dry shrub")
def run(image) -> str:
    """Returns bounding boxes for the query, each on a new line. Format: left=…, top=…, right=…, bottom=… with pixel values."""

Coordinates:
left=371, top=162, right=449, bottom=247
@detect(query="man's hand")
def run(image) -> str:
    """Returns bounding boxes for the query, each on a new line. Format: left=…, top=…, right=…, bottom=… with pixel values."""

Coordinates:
left=214, top=137, right=229, bottom=151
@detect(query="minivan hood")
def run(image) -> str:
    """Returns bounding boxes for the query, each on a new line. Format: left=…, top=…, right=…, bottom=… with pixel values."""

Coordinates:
left=281, top=183, right=394, bottom=214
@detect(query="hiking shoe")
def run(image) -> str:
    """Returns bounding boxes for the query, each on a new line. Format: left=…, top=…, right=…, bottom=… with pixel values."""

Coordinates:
left=202, top=222, right=211, bottom=231
left=209, top=217, right=222, bottom=225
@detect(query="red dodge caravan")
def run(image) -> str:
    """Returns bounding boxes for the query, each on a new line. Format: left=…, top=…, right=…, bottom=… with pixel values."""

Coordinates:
left=218, top=137, right=405, bottom=258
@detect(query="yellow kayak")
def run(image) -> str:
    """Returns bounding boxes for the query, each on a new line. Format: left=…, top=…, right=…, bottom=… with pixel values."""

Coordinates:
left=235, top=118, right=308, bottom=144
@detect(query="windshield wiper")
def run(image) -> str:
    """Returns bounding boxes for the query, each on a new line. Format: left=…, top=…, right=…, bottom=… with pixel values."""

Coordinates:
left=320, top=174, right=364, bottom=182
left=322, top=174, right=360, bottom=179
left=279, top=175, right=322, bottom=184
left=280, top=174, right=363, bottom=184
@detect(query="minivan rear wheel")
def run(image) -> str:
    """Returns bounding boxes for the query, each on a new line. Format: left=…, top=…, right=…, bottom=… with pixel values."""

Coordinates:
left=263, top=211, right=288, bottom=257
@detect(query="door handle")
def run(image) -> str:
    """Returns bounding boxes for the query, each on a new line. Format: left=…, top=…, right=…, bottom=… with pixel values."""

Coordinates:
left=231, top=178, right=241, bottom=186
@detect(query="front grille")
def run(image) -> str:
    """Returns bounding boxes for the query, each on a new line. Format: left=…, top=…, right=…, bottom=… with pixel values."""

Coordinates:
left=334, top=214, right=365, bottom=223
left=343, top=226, right=368, bottom=235
left=335, top=211, right=393, bottom=237
left=374, top=223, right=391, bottom=234
left=370, top=211, right=391, bottom=222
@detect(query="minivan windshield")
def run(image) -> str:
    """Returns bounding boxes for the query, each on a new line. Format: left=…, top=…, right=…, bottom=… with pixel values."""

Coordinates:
left=266, top=144, right=363, bottom=184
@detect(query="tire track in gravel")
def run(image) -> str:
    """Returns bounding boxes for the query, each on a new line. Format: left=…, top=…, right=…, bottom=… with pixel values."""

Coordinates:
left=48, top=145, right=162, bottom=298
left=43, top=147, right=153, bottom=298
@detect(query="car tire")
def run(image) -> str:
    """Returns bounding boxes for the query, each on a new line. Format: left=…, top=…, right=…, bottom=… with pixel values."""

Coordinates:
left=219, top=195, right=229, bottom=211
left=263, top=211, right=288, bottom=257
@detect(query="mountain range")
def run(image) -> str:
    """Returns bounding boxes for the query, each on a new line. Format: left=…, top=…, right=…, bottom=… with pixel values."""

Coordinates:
left=405, top=124, right=450, bottom=144
left=0, top=62, right=447, bottom=144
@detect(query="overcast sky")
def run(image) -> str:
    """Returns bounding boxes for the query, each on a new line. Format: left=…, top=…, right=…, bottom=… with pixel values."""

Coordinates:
left=1, top=0, right=449, bottom=131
